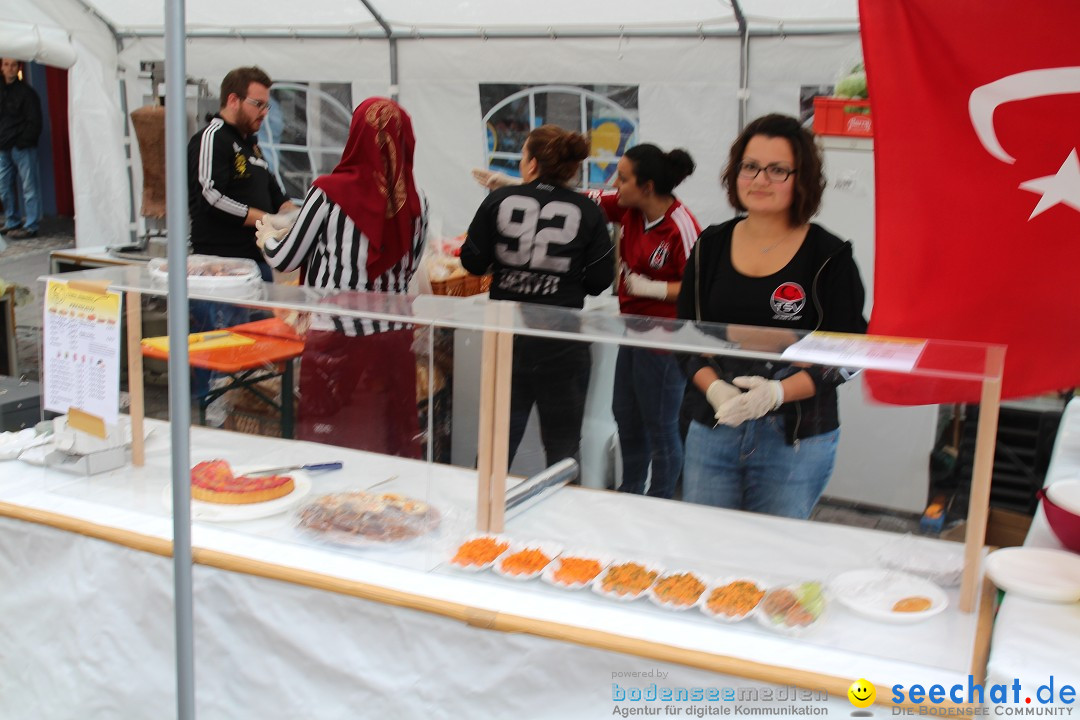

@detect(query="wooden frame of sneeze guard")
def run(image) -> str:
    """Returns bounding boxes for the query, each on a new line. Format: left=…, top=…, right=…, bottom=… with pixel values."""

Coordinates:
left=475, top=301, right=514, bottom=533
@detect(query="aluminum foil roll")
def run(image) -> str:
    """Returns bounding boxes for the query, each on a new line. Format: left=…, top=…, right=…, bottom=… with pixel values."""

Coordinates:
left=505, top=458, right=578, bottom=519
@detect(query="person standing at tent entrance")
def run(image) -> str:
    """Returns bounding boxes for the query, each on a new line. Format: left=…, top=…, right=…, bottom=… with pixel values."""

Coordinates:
left=187, top=66, right=297, bottom=279
left=462, top=125, right=614, bottom=470
left=677, top=114, right=867, bottom=519
left=583, top=145, right=700, bottom=499
left=258, top=98, right=428, bottom=458
left=0, top=57, right=43, bottom=240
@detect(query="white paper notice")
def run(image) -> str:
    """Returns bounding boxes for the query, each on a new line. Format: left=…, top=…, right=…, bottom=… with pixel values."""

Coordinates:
left=42, top=280, right=123, bottom=425
left=781, top=331, right=926, bottom=372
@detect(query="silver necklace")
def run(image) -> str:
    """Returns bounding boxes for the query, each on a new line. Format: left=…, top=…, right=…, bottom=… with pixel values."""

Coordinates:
left=759, top=229, right=799, bottom=254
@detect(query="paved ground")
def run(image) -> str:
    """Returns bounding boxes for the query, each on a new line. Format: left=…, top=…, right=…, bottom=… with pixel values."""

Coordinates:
left=0, top=215, right=76, bottom=382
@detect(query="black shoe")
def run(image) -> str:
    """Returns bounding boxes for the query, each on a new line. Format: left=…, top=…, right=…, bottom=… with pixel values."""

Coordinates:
left=7, top=228, right=37, bottom=239
left=0, top=224, right=22, bottom=234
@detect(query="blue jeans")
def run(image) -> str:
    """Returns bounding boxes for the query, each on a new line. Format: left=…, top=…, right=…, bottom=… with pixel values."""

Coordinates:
left=612, top=347, right=686, bottom=499
left=0, top=146, right=41, bottom=232
left=682, top=417, right=839, bottom=519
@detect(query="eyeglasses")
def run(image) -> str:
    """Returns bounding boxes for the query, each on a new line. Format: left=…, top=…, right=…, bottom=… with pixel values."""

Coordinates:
left=737, top=161, right=796, bottom=183
left=243, top=97, right=271, bottom=114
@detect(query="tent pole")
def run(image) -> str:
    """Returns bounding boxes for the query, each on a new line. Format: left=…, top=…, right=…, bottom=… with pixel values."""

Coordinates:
left=117, top=78, right=139, bottom=247
left=164, top=0, right=196, bottom=718
left=731, top=0, right=748, bottom=130
left=355, top=0, right=397, bottom=99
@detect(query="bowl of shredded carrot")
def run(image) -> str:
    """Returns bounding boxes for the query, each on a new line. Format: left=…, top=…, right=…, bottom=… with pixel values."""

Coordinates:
left=591, top=561, right=662, bottom=601
left=449, top=534, right=510, bottom=571
left=493, top=541, right=561, bottom=580
left=648, top=570, right=709, bottom=610
left=542, top=551, right=611, bottom=590
left=700, top=578, right=767, bottom=622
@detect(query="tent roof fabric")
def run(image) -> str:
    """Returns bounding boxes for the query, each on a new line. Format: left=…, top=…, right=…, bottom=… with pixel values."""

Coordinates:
left=74, top=0, right=858, bottom=38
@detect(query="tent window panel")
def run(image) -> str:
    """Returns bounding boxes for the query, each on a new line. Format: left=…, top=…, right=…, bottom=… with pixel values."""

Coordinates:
left=277, top=150, right=315, bottom=200
left=259, top=82, right=353, bottom=202
left=480, top=83, right=640, bottom=190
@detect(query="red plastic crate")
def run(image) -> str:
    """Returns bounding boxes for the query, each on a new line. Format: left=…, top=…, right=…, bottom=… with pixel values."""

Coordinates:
left=812, top=97, right=873, bottom=137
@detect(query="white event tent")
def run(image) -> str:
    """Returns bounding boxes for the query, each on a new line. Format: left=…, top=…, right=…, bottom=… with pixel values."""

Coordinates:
left=1, top=0, right=862, bottom=246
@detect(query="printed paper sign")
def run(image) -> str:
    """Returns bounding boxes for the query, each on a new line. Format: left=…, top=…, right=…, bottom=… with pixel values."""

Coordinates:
left=781, top=331, right=926, bottom=372
left=42, top=280, right=122, bottom=425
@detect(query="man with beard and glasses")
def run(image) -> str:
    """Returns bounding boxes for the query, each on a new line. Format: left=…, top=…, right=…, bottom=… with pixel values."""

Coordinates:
left=187, top=65, right=297, bottom=278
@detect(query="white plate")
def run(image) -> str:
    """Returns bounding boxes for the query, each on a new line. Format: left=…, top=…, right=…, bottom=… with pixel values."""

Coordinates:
left=294, top=490, right=441, bottom=548
left=448, top=533, right=512, bottom=572
left=699, top=577, right=768, bottom=623
left=830, top=569, right=948, bottom=623
left=163, top=472, right=312, bottom=522
left=647, top=570, right=709, bottom=611
left=1047, top=480, right=1080, bottom=515
left=984, top=547, right=1080, bottom=603
left=755, top=581, right=827, bottom=635
left=541, top=551, right=612, bottom=591
left=591, top=561, right=663, bottom=602
left=492, top=541, right=561, bottom=581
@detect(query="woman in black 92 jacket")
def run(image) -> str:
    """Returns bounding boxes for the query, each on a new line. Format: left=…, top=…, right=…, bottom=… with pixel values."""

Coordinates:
left=462, top=124, right=614, bottom=469
left=677, top=114, right=867, bottom=519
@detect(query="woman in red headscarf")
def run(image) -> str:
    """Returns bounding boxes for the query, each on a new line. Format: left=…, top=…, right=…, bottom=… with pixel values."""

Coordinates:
left=262, top=97, right=428, bottom=457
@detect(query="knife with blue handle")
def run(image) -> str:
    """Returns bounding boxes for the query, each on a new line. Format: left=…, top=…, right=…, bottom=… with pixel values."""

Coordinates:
left=245, top=462, right=343, bottom=476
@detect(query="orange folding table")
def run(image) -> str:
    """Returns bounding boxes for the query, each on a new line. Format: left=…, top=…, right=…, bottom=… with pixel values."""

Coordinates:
left=141, top=317, right=305, bottom=438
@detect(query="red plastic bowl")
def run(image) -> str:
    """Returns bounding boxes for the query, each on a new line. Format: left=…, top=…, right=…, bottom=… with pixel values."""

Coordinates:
left=1038, top=482, right=1080, bottom=553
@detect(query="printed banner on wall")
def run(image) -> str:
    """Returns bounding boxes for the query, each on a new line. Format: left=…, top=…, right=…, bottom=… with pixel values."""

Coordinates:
left=860, top=0, right=1080, bottom=403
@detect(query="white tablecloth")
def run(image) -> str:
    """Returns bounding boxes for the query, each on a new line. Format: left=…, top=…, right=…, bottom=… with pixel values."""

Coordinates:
left=985, top=398, right=1080, bottom=700
left=0, top=420, right=991, bottom=718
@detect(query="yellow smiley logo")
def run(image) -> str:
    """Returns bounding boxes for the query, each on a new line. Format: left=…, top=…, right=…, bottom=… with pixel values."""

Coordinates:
left=848, top=678, right=876, bottom=708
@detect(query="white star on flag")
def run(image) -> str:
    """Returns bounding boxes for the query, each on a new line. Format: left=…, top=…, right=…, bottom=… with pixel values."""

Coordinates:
left=1018, top=147, right=1080, bottom=220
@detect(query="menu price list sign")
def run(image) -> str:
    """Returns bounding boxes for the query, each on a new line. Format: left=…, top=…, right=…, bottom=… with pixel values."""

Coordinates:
left=780, top=331, right=927, bottom=372
left=42, top=281, right=122, bottom=426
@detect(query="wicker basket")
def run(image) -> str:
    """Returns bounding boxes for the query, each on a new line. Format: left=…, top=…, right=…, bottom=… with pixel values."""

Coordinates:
left=223, top=408, right=282, bottom=438
left=430, top=272, right=492, bottom=296
left=430, top=273, right=468, bottom=296
left=462, top=274, right=482, bottom=296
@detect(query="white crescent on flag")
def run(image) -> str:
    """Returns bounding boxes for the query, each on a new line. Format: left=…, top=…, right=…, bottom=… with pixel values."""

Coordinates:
left=968, top=66, right=1080, bottom=164
left=969, top=67, right=1080, bottom=219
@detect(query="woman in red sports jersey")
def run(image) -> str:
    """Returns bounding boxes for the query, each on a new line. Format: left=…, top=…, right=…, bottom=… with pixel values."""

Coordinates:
left=588, top=145, right=701, bottom=498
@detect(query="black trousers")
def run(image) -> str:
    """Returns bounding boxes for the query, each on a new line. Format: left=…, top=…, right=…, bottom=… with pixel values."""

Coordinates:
left=507, top=337, right=591, bottom=470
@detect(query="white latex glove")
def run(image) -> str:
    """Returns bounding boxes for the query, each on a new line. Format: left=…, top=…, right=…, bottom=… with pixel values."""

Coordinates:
left=713, top=375, right=784, bottom=427
left=471, top=168, right=521, bottom=190
left=266, top=209, right=300, bottom=230
left=255, top=217, right=289, bottom=250
left=705, top=379, right=741, bottom=415
left=621, top=263, right=668, bottom=300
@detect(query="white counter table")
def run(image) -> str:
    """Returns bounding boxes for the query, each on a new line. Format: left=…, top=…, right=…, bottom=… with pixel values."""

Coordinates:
left=985, top=398, right=1080, bottom=701
left=0, top=420, right=996, bottom=718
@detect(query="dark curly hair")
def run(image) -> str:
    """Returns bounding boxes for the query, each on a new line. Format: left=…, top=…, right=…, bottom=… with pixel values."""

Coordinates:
left=525, top=124, right=590, bottom=185
left=721, top=114, right=825, bottom=226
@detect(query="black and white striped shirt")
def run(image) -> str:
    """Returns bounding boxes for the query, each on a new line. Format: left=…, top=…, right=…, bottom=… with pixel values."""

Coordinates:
left=264, top=186, right=428, bottom=335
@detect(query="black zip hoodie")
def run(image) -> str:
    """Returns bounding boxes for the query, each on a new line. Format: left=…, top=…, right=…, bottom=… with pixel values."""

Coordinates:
left=0, top=79, right=42, bottom=151
left=677, top=218, right=868, bottom=444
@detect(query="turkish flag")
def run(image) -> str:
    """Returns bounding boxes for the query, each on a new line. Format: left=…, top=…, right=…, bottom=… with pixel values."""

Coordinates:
left=860, top=0, right=1080, bottom=403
